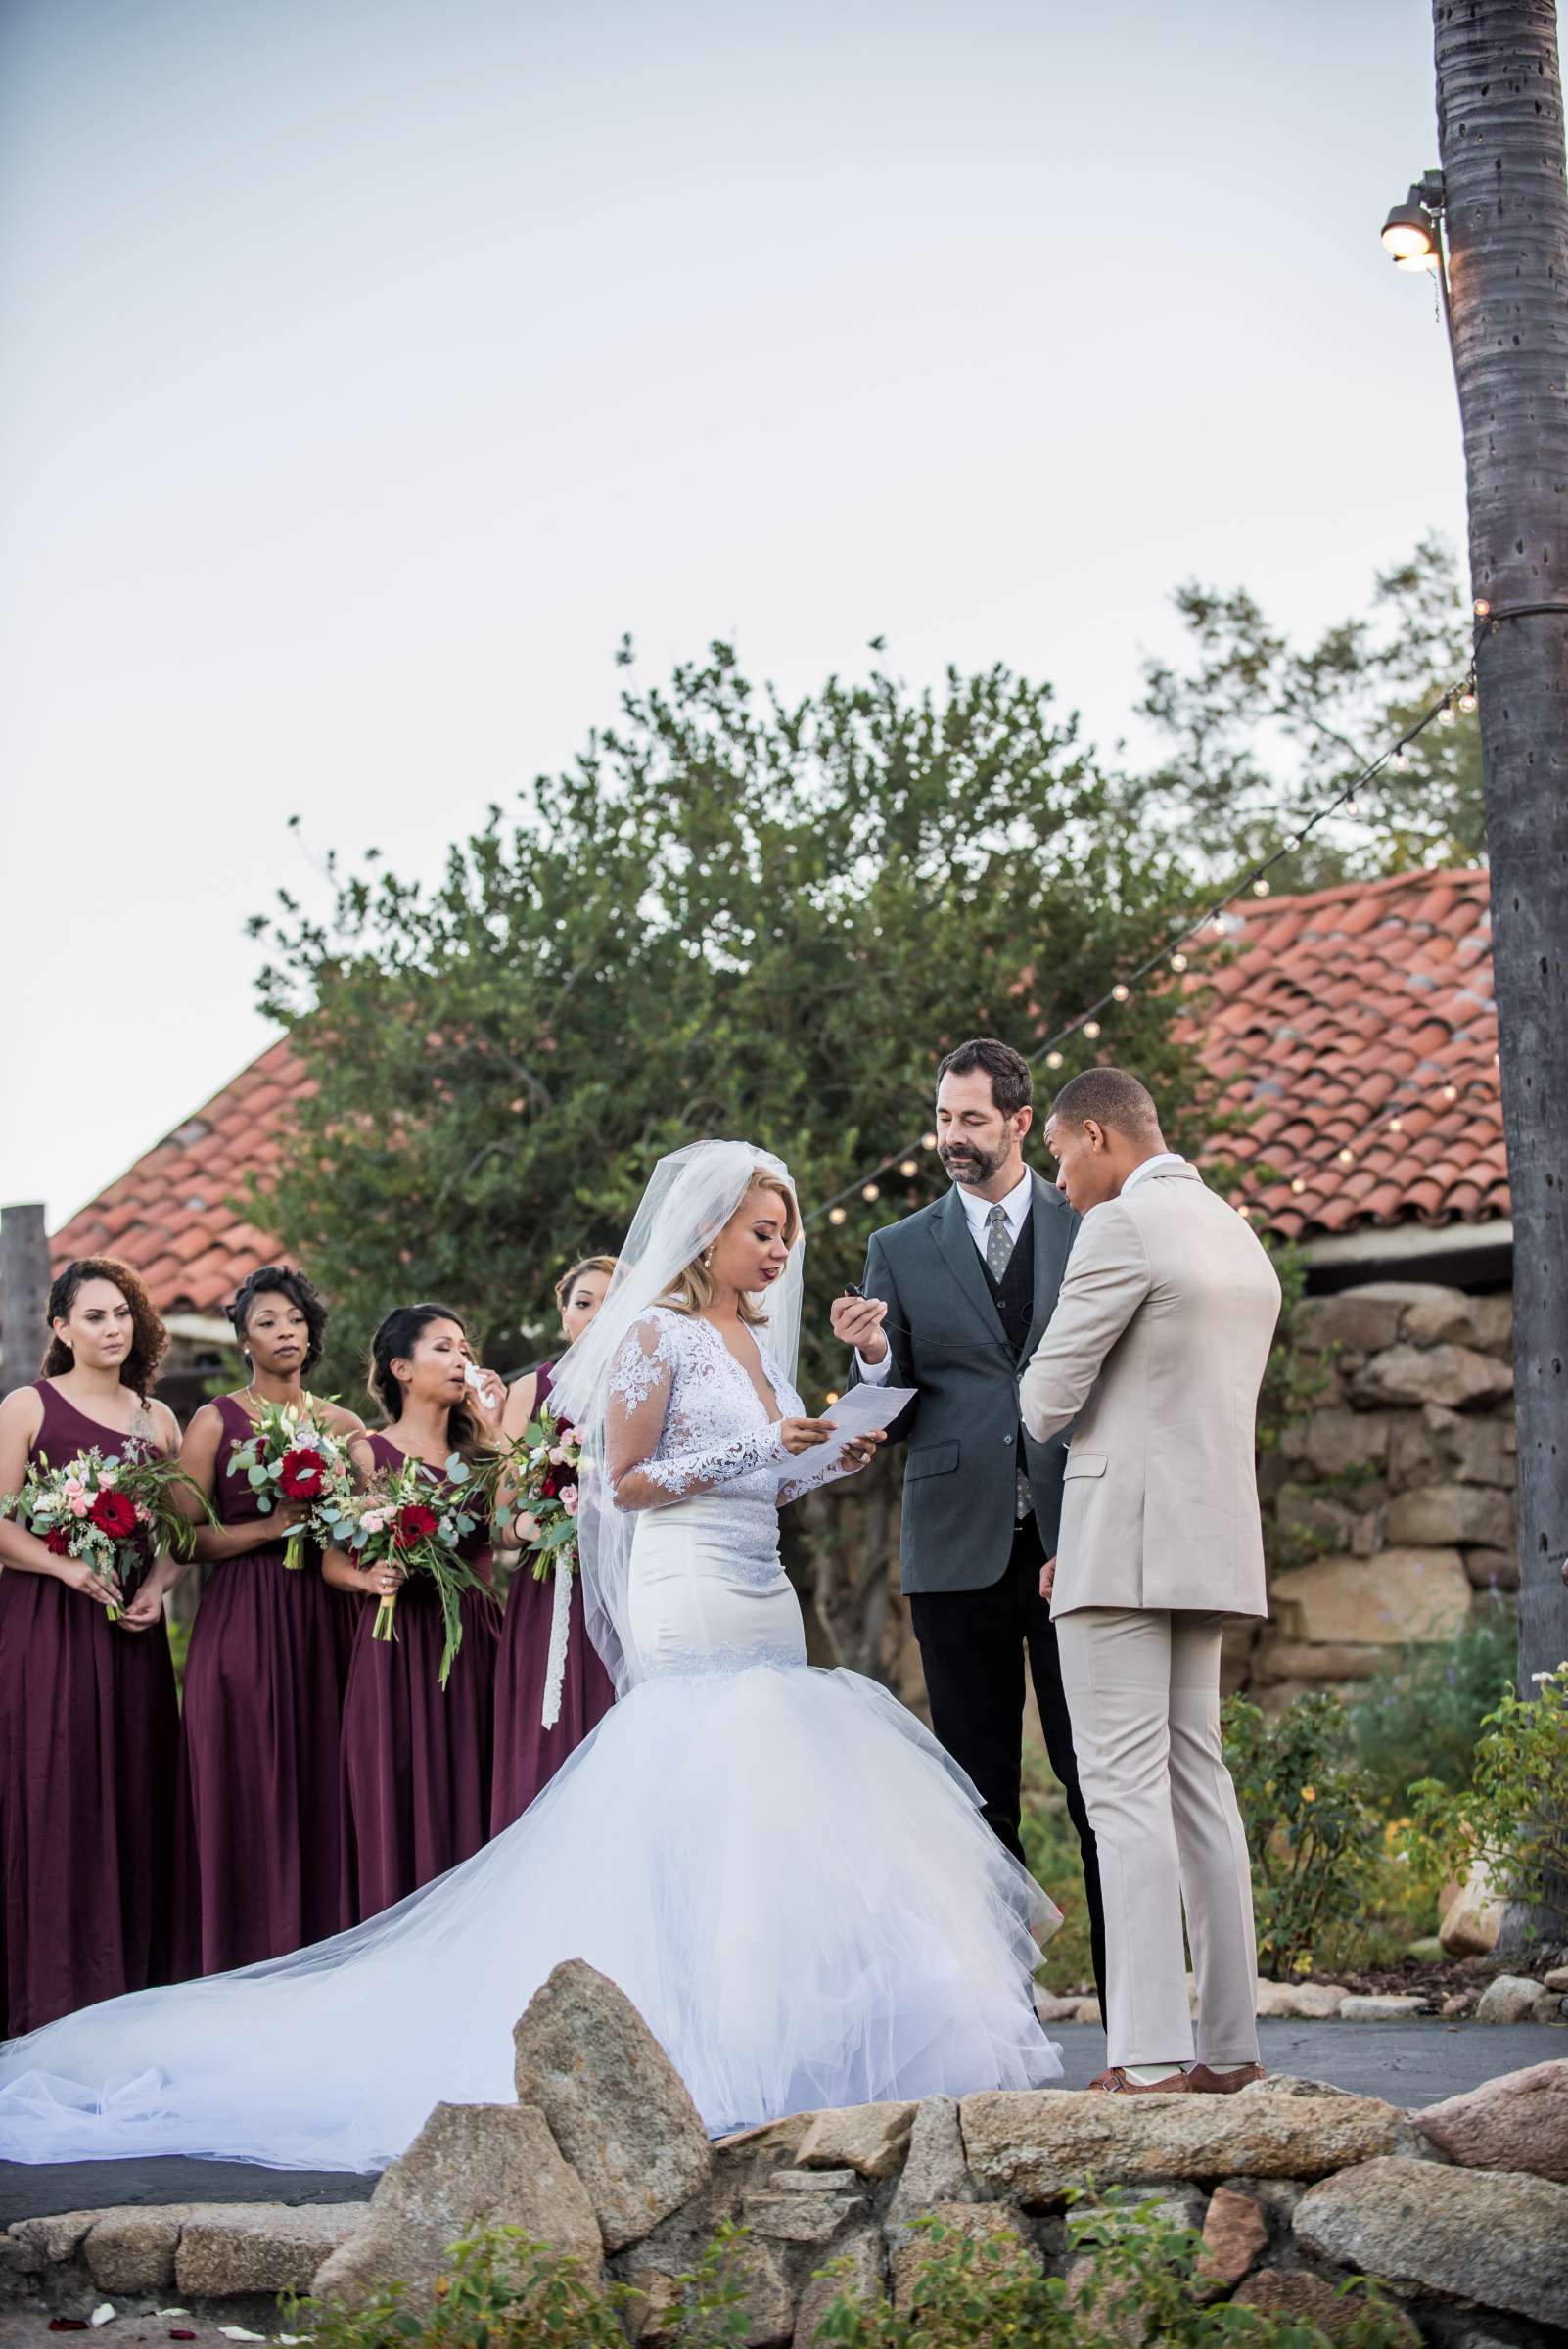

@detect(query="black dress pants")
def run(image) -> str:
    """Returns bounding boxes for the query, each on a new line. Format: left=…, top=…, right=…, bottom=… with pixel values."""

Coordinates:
left=908, top=1513, right=1107, bottom=2019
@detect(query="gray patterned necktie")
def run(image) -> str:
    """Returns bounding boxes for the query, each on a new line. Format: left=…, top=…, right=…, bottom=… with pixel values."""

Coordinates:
left=985, top=1202, right=1014, bottom=1281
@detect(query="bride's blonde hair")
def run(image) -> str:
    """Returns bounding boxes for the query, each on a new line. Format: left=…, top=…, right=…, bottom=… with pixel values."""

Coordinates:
left=668, top=1170, right=800, bottom=1327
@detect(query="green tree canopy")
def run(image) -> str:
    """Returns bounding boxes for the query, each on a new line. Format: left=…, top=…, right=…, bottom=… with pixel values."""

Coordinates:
left=250, top=646, right=1205, bottom=1396
left=1138, top=534, right=1482, bottom=889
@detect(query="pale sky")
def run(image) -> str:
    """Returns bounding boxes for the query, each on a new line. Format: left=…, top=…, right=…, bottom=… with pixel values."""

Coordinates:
left=1, top=0, right=1470, bottom=1226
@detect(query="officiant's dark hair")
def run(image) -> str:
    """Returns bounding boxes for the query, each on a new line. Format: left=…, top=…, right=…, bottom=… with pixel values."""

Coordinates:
left=1049, top=1067, right=1160, bottom=1139
left=935, top=1037, right=1032, bottom=1119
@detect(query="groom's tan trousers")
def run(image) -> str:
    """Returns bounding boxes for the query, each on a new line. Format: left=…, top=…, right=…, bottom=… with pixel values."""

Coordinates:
left=1054, top=1606, right=1261, bottom=2070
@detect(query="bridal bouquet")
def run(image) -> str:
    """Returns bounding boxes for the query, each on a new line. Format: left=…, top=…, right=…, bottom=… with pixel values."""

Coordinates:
left=332, top=1451, right=496, bottom=1689
left=226, top=1401, right=353, bottom=1571
left=509, top=1405, right=583, bottom=1729
left=0, top=1443, right=208, bottom=1623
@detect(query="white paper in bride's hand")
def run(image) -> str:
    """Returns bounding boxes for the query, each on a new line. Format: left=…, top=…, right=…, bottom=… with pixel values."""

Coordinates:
left=821, top=1385, right=916, bottom=1440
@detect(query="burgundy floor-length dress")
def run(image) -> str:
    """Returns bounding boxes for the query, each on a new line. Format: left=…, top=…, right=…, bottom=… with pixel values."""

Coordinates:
left=340, top=1434, right=501, bottom=1924
left=0, top=1382, right=180, bottom=2038
left=490, top=1364, right=614, bottom=1834
left=173, top=1394, right=345, bottom=1975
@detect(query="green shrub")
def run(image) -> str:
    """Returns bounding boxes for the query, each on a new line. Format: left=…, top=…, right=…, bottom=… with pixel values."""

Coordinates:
left=1222, top=1692, right=1382, bottom=1978
left=812, top=2194, right=1410, bottom=2347
left=1404, top=1659, right=1568, bottom=1932
left=284, top=2220, right=759, bottom=2349
left=1350, top=1601, right=1517, bottom=1807
left=289, top=2208, right=1411, bottom=2349
left=1021, top=1749, right=1096, bottom=1995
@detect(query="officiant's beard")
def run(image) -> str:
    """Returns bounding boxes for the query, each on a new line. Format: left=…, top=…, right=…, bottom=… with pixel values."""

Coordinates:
left=940, top=1138, right=1009, bottom=1186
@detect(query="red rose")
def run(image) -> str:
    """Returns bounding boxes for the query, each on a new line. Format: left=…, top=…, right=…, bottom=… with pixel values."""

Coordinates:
left=45, top=1526, right=70, bottom=1556
left=279, top=1448, right=326, bottom=1500
left=393, top=1502, right=438, bottom=1547
left=540, top=1469, right=561, bottom=1499
left=89, top=1489, right=138, bottom=1541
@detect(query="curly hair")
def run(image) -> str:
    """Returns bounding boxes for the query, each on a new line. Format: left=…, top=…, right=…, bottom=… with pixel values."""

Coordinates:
left=42, top=1258, right=169, bottom=1399
left=553, top=1255, right=618, bottom=1314
left=228, top=1264, right=329, bottom=1374
left=366, top=1303, right=487, bottom=1460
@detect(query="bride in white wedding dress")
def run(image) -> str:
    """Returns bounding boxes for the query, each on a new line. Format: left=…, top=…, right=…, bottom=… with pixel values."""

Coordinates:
left=0, top=1142, right=1062, bottom=2172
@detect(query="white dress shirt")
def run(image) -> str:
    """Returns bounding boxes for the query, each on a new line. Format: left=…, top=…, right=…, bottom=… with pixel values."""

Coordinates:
left=856, top=1168, right=1036, bottom=1383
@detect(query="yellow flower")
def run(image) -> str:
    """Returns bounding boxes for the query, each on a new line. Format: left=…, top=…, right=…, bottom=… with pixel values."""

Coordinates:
left=1301, top=1786, right=1316, bottom=1802
left=1297, top=1953, right=1315, bottom=1974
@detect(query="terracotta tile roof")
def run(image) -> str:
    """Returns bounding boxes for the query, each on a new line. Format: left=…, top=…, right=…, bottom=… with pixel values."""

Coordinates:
left=50, top=1040, right=310, bottom=1316
left=49, top=869, right=1507, bottom=1313
left=1189, top=865, right=1506, bottom=1243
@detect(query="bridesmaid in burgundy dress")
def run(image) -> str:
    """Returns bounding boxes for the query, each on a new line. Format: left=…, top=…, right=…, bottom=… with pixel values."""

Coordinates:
left=328, top=1305, right=507, bottom=1923
left=490, top=1255, right=618, bottom=1832
left=172, top=1267, right=365, bottom=1975
left=0, top=1259, right=181, bottom=2037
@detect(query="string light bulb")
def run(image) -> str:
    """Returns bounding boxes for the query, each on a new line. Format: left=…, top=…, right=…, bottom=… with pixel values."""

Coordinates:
left=1442, top=1082, right=1458, bottom=1102
left=828, top=1206, right=848, bottom=1225
left=1238, top=1205, right=1254, bottom=1221
left=1045, top=1049, right=1064, bottom=1069
left=1474, top=597, right=1491, bottom=618
left=1112, top=983, right=1130, bottom=1002
left=1337, top=1147, right=1354, bottom=1166
left=899, top=1158, right=918, bottom=1177
left=1393, top=750, right=1410, bottom=772
left=1170, top=950, right=1188, bottom=972
left=861, top=1182, right=881, bottom=1202
left=1210, top=914, right=1228, bottom=935
left=1345, top=795, right=1360, bottom=816
left=824, top=1391, right=841, bottom=1407
left=1388, top=1117, right=1403, bottom=1134
left=1290, top=1176, right=1307, bottom=1195
left=1083, top=1020, right=1101, bottom=1040
left=1458, top=687, right=1478, bottom=714
left=1253, top=879, right=1271, bottom=898
left=921, top=1131, right=937, bottom=1151
left=1438, top=700, right=1457, bottom=727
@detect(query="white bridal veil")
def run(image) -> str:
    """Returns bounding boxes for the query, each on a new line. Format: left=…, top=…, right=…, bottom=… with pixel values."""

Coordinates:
left=550, top=1139, right=805, bottom=1698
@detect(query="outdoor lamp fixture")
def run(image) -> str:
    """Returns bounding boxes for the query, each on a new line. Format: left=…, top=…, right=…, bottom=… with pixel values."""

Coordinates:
left=1381, top=181, right=1440, bottom=268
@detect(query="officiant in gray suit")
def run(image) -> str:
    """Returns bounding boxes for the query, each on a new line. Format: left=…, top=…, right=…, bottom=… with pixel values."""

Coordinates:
left=832, top=1037, right=1105, bottom=2014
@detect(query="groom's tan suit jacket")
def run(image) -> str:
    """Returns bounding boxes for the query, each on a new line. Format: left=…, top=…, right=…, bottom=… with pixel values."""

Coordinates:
left=1018, top=1161, right=1280, bottom=1620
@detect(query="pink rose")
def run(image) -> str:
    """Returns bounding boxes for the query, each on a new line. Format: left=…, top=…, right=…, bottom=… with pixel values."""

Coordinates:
left=69, top=1495, right=91, bottom=1517
left=548, top=1446, right=567, bottom=1466
left=561, top=1485, right=579, bottom=1516
left=63, top=1478, right=85, bottom=1499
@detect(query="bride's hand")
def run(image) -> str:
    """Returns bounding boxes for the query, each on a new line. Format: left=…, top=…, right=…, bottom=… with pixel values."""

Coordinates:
left=779, top=1417, right=836, bottom=1456
left=839, top=1432, right=885, bottom=1474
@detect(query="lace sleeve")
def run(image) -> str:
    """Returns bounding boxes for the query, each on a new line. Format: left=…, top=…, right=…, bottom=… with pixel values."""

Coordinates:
left=606, top=1314, right=788, bottom=1512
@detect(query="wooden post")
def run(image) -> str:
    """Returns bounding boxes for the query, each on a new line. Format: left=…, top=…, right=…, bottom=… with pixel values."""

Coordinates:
left=0, top=1203, right=50, bottom=1399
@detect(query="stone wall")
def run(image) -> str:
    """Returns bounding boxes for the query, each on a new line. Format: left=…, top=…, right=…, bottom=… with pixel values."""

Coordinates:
left=1251, top=1280, right=1516, bottom=1710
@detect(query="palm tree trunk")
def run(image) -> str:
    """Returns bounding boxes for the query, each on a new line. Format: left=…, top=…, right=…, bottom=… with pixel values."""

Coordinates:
left=1434, top=0, right=1568, bottom=1940
left=1436, top=0, right=1568, bottom=1691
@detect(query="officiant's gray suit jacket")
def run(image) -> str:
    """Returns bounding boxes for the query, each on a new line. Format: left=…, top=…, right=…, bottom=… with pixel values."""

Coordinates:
left=850, top=1173, right=1078, bottom=1596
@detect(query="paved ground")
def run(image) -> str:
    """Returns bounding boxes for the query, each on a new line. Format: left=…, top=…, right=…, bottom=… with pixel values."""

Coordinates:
left=1, top=2020, right=1563, bottom=2227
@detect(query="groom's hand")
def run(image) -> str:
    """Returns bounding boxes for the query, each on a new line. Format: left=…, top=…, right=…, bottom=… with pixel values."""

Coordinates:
left=831, top=1293, right=890, bottom=1363
left=1039, top=1554, right=1057, bottom=1602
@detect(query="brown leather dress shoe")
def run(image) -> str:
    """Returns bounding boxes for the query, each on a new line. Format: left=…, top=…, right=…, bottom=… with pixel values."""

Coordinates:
left=1187, top=2061, right=1268, bottom=2094
left=1088, top=2066, right=1196, bottom=2094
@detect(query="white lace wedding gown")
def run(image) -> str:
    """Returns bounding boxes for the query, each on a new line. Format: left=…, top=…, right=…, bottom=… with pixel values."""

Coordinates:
left=0, top=1308, right=1062, bottom=2172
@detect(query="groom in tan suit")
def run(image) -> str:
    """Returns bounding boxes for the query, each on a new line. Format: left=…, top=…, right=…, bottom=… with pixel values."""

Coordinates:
left=1020, top=1068, right=1279, bottom=2096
